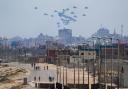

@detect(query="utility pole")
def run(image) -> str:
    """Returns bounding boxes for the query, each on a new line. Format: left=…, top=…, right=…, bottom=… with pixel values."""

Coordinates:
left=103, top=38, right=107, bottom=89
left=83, top=43, right=86, bottom=88
left=117, top=39, right=120, bottom=89
left=97, top=37, right=101, bottom=85
left=74, top=57, right=76, bottom=88
left=110, top=38, right=113, bottom=89
left=88, top=60, right=90, bottom=89
left=92, top=37, right=96, bottom=85
left=87, top=41, right=90, bottom=89
left=93, top=41, right=96, bottom=84
left=63, top=66, right=64, bottom=86
left=66, top=50, right=68, bottom=85
left=56, top=56, right=59, bottom=83
left=59, top=57, right=61, bottom=83
left=59, top=66, right=61, bottom=83
left=78, top=59, right=80, bottom=89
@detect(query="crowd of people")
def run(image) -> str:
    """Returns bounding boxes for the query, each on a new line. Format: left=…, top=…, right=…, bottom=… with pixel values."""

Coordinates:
left=31, top=63, right=54, bottom=82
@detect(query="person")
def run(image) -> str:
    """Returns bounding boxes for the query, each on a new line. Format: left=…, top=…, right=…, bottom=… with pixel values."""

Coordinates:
left=38, top=66, right=40, bottom=70
left=34, top=63, right=36, bottom=70
left=52, top=77, right=54, bottom=81
left=49, top=76, right=52, bottom=81
left=34, top=63, right=36, bottom=67
left=38, top=66, right=39, bottom=70
left=36, top=66, right=37, bottom=70
left=34, top=76, right=36, bottom=81
left=47, top=66, right=48, bottom=70
left=31, top=63, right=33, bottom=67
left=39, top=76, right=40, bottom=81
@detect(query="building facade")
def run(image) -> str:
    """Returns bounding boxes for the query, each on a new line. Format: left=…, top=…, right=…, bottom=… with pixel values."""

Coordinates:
left=58, top=28, right=72, bottom=44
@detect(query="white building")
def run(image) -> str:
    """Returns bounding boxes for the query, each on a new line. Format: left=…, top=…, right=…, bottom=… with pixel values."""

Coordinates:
left=70, top=55, right=82, bottom=64
left=79, top=50, right=96, bottom=60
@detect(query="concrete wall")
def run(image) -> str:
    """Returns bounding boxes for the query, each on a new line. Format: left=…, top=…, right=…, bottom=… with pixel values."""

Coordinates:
left=121, top=61, right=128, bottom=87
left=70, top=56, right=82, bottom=64
left=79, top=50, right=96, bottom=60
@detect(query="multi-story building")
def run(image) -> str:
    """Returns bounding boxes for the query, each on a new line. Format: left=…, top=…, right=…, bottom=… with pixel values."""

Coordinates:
left=100, top=43, right=128, bottom=60
left=58, top=28, right=72, bottom=44
left=98, top=43, right=128, bottom=87
left=78, top=45, right=97, bottom=61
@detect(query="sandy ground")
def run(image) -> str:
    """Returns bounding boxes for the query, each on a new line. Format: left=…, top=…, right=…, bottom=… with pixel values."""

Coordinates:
left=1, top=62, right=127, bottom=89
left=37, top=63, right=97, bottom=86
left=0, top=64, right=31, bottom=89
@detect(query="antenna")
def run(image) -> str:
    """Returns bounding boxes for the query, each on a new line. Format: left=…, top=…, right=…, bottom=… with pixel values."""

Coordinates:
left=113, top=28, right=116, bottom=35
left=121, top=24, right=124, bottom=38
left=100, top=24, right=103, bottom=28
left=120, top=24, right=124, bottom=44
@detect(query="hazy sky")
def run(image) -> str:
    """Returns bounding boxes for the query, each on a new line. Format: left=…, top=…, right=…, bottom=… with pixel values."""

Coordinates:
left=0, top=0, right=128, bottom=38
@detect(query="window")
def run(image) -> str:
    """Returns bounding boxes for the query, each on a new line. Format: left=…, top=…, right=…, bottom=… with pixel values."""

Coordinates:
left=88, top=53, right=91, bottom=55
left=115, top=51, right=117, bottom=55
left=126, top=51, right=128, bottom=56
left=81, top=53, right=84, bottom=55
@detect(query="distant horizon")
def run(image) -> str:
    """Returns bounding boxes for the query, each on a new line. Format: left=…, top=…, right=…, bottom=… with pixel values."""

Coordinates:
left=0, top=27, right=126, bottom=39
